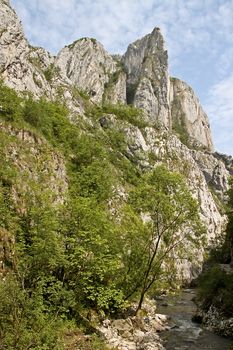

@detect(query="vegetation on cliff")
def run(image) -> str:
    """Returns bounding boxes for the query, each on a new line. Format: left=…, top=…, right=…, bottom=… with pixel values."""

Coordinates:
left=197, top=178, right=233, bottom=332
left=0, top=81, right=205, bottom=349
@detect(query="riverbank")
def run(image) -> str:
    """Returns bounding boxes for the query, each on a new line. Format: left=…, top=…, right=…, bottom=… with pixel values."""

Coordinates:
left=157, top=289, right=233, bottom=350
left=195, top=264, right=233, bottom=338
left=97, top=299, right=167, bottom=350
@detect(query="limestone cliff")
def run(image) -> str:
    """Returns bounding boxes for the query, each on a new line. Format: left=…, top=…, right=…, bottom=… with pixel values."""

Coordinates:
left=1, top=0, right=232, bottom=282
left=56, top=38, right=126, bottom=104
left=0, top=0, right=53, bottom=96
left=122, top=28, right=170, bottom=129
left=169, top=77, right=213, bottom=151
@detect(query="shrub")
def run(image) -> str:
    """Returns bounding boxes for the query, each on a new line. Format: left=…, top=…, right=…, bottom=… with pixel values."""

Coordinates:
left=197, top=266, right=233, bottom=316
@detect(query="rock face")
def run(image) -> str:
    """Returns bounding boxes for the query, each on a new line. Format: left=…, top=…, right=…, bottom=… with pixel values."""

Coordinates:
left=122, top=28, right=170, bottom=128
left=98, top=299, right=167, bottom=350
left=192, top=150, right=230, bottom=198
left=56, top=38, right=126, bottom=103
left=1, top=3, right=213, bottom=152
left=169, top=78, right=213, bottom=151
left=0, top=121, right=68, bottom=206
left=0, top=0, right=54, bottom=96
left=99, top=115, right=227, bottom=281
left=1, top=0, right=232, bottom=281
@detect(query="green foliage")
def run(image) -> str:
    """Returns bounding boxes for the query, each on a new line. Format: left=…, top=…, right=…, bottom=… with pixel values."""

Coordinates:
left=122, top=166, right=204, bottom=311
left=44, top=63, right=60, bottom=82
left=197, top=177, right=233, bottom=319
left=23, top=97, right=70, bottom=145
left=61, top=197, right=125, bottom=311
left=88, top=103, right=146, bottom=128
left=0, top=275, right=63, bottom=350
left=0, top=80, right=22, bottom=121
left=113, top=166, right=205, bottom=310
left=0, top=81, right=206, bottom=339
left=197, top=266, right=233, bottom=317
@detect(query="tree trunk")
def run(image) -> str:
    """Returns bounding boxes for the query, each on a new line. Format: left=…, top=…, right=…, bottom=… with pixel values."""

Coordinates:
left=135, top=288, right=146, bottom=315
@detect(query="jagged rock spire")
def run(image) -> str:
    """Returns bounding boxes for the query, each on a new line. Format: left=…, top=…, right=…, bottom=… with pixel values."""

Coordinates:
left=55, top=38, right=126, bottom=103
left=0, top=1, right=213, bottom=151
left=122, top=28, right=170, bottom=129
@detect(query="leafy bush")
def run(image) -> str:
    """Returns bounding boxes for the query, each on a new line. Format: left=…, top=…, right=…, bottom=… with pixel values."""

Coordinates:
left=0, top=275, right=63, bottom=350
left=44, top=63, right=60, bottom=82
left=0, top=80, right=22, bottom=121
left=197, top=266, right=233, bottom=317
left=88, top=103, right=146, bottom=128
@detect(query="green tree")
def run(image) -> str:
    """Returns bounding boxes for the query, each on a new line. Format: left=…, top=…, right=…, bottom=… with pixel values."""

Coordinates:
left=124, top=166, right=205, bottom=313
left=0, top=275, right=63, bottom=350
left=0, top=80, right=22, bottom=122
left=61, top=197, right=124, bottom=312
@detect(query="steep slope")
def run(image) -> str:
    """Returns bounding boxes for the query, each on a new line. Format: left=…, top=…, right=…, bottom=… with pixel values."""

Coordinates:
left=0, top=0, right=54, bottom=96
left=56, top=38, right=126, bottom=104
left=2, top=0, right=231, bottom=276
left=122, top=28, right=170, bottom=128
left=170, top=78, right=213, bottom=151
left=1, top=2, right=233, bottom=347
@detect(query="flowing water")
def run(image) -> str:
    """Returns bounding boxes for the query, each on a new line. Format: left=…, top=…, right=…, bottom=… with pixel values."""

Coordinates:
left=156, top=289, right=233, bottom=350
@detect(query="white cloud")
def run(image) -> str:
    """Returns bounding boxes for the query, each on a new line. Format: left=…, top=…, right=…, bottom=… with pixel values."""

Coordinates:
left=204, top=74, right=233, bottom=155
left=10, top=0, right=232, bottom=56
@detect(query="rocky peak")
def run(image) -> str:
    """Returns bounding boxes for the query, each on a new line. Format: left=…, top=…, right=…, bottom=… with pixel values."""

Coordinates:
left=0, top=0, right=26, bottom=72
left=122, top=28, right=170, bottom=128
left=169, top=78, right=213, bottom=151
left=0, top=0, right=55, bottom=97
left=55, top=38, right=126, bottom=103
left=0, top=2, right=215, bottom=152
left=0, top=1, right=218, bottom=154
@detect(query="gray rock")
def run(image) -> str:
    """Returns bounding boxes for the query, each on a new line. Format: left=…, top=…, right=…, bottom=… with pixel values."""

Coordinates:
left=169, top=77, right=213, bottom=151
left=122, top=28, right=170, bottom=128
left=1, top=0, right=232, bottom=286
left=55, top=38, right=126, bottom=103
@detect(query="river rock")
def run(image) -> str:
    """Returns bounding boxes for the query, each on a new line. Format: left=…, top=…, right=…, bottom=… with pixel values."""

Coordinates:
left=97, top=299, right=167, bottom=350
left=196, top=305, right=233, bottom=337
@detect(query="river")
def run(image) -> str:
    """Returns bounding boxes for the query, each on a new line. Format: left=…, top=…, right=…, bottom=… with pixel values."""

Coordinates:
left=156, top=289, right=233, bottom=350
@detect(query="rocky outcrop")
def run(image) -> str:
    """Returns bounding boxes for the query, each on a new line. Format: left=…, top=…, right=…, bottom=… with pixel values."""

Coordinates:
left=0, top=122, right=68, bottom=206
left=196, top=305, right=233, bottom=337
left=98, top=114, right=228, bottom=281
left=192, top=151, right=230, bottom=198
left=169, top=78, right=213, bottom=151
left=97, top=299, right=167, bottom=350
left=0, top=0, right=54, bottom=97
left=122, top=28, right=170, bottom=128
left=56, top=38, right=126, bottom=103
left=1, top=0, right=232, bottom=282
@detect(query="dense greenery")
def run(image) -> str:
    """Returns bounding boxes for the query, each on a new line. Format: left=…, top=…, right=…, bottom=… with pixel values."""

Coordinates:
left=197, top=266, right=233, bottom=317
left=224, top=177, right=233, bottom=262
left=197, top=177, right=233, bottom=319
left=0, top=81, right=204, bottom=348
left=127, top=167, right=204, bottom=312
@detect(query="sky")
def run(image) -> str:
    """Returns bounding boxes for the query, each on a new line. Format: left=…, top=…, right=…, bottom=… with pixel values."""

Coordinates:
left=10, top=0, right=233, bottom=156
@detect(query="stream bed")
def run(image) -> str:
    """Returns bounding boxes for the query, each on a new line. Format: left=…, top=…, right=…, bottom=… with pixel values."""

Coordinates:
left=156, top=289, right=233, bottom=350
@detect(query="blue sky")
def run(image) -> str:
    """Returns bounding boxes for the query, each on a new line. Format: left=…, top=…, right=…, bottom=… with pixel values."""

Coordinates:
left=11, top=0, right=233, bottom=156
